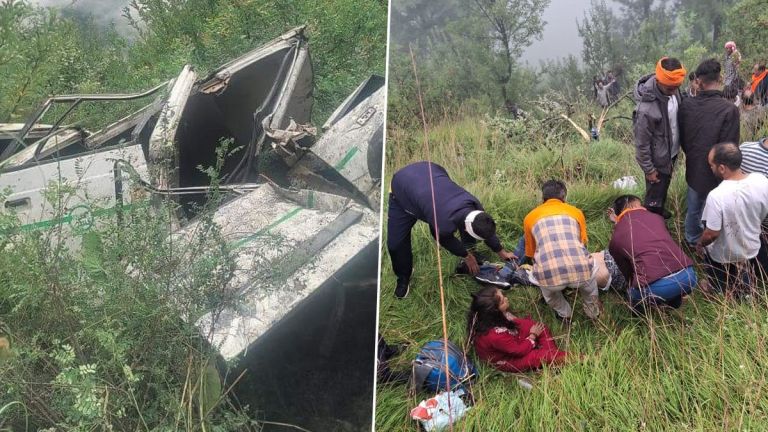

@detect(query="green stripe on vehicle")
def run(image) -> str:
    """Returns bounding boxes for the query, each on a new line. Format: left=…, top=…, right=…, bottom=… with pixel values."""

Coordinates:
left=334, top=146, right=359, bottom=171
left=15, top=201, right=148, bottom=233
left=230, top=207, right=303, bottom=249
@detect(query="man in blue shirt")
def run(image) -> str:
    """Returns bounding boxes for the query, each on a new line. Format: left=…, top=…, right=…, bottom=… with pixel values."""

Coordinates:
left=387, top=161, right=515, bottom=298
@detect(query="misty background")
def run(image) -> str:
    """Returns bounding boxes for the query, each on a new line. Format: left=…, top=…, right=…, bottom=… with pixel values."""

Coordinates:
left=30, top=0, right=134, bottom=34
left=522, top=0, right=610, bottom=64
left=32, top=0, right=603, bottom=63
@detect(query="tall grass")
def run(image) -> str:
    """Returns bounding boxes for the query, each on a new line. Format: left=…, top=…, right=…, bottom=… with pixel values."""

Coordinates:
left=376, top=115, right=768, bottom=431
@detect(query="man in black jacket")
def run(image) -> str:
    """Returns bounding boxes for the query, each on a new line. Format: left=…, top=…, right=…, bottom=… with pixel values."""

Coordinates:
left=679, top=58, right=741, bottom=245
left=387, top=161, right=516, bottom=298
left=632, top=57, right=686, bottom=218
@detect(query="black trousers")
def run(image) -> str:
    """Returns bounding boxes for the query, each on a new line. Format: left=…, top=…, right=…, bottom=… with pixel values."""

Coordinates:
left=643, top=171, right=672, bottom=217
left=386, top=193, right=476, bottom=285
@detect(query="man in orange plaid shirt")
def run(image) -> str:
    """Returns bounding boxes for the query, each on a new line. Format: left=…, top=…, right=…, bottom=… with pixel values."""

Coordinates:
left=523, top=180, right=602, bottom=324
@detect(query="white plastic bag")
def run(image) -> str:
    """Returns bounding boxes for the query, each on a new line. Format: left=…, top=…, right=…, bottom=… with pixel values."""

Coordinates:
left=612, top=176, right=638, bottom=190
left=409, top=389, right=470, bottom=431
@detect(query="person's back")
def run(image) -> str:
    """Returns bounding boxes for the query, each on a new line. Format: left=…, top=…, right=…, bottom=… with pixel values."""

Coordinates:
left=740, top=138, right=768, bottom=176
left=704, top=172, right=768, bottom=263
left=680, top=64, right=740, bottom=197
left=391, top=161, right=479, bottom=229
left=609, top=207, right=692, bottom=288
left=524, top=201, right=590, bottom=287
left=522, top=180, right=600, bottom=321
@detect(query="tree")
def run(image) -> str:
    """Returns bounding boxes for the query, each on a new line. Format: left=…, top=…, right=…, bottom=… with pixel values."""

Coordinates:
left=577, top=0, right=623, bottom=75
left=674, top=0, right=737, bottom=50
left=464, top=0, right=550, bottom=105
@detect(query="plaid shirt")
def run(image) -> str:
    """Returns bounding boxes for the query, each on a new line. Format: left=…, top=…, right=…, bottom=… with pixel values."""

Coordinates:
left=530, top=215, right=592, bottom=287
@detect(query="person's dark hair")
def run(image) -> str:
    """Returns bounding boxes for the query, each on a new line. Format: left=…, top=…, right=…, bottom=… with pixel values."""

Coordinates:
left=695, top=58, right=722, bottom=84
left=541, top=179, right=567, bottom=201
left=711, top=142, right=742, bottom=171
left=688, top=71, right=696, bottom=81
left=758, top=63, right=767, bottom=73
left=466, top=286, right=514, bottom=341
left=661, top=57, right=682, bottom=71
left=471, top=212, right=496, bottom=239
left=613, top=194, right=642, bottom=215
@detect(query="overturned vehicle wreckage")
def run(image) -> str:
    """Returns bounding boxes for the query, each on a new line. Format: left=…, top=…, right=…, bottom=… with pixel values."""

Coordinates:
left=0, top=27, right=383, bottom=430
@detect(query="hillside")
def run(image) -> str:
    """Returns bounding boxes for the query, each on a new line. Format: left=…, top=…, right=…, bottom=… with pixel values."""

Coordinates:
left=376, top=115, right=768, bottom=431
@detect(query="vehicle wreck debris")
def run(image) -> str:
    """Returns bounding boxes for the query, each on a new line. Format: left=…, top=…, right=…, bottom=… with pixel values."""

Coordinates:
left=0, top=26, right=382, bottom=431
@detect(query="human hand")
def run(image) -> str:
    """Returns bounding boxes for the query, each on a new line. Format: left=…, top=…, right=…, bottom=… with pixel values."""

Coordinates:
left=606, top=207, right=617, bottom=223
left=645, top=170, right=660, bottom=184
left=529, top=322, right=545, bottom=337
left=465, top=253, right=480, bottom=275
left=694, top=243, right=706, bottom=259
left=498, top=249, right=517, bottom=262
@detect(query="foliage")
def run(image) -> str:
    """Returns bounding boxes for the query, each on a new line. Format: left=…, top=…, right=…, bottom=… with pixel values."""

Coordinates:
left=724, top=0, right=768, bottom=67
left=377, top=112, right=768, bottom=431
left=577, top=0, right=624, bottom=76
left=0, top=156, right=258, bottom=429
left=0, top=0, right=385, bottom=428
left=387, top=0, right=550, bottom=124
left=0, top=0, right=386, bottom=126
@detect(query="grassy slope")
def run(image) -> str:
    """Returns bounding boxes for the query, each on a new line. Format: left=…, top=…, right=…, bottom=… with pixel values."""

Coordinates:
left=375, top=117, right=768, bottom=431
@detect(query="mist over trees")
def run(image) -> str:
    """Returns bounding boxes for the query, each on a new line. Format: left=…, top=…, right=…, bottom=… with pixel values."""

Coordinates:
left=0, top=0, right=387, bottom=125
left=389, top=0, right=768, bottom=122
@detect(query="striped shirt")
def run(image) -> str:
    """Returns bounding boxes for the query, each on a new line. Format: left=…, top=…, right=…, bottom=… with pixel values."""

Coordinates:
left=740, top=139, right=768, bottom=177
left=524, top=203, right=591, bottom=287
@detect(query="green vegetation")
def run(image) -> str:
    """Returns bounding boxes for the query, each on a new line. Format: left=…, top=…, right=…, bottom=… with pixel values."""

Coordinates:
left=0, top=0, right=385, bottom=429
left=0, top=0, right=386, bottom=125
left=376, top=112, right=768, bottom=431
left=388, top=0, right=768, bottom=124
left=381, top=0, right=768, bottom=423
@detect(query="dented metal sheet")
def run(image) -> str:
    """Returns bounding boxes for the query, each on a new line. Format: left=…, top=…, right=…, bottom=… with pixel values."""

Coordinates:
left=291, top=76, right=385, bottom=210
left=0, top=29, right=384, bottom=386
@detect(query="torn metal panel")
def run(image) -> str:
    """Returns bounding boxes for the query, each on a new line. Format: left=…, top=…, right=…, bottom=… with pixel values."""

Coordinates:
left=0, top=144, right=149, bottom=249
left=148, top=65, right=196, bottom=192
left=290, top=76, right=385, bottom=210
left=177, top=182, right=378, bottom=359
left=1, top=102, right=162, bottom=170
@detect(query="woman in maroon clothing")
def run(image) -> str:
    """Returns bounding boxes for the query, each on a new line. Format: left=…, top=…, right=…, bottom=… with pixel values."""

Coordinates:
left=467, top=287, right=567, bottom=373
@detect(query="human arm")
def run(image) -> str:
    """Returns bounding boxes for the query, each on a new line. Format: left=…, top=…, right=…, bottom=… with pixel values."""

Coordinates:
left=487, top=328, right=535, bottom=357
left=696, top=197, right=722, bottom=257
left=523, top=213, right=537, bottom=259
left=608, top=239, right=636, bottom=287
left=719, top=106, right=741, bottom=145
left=633, top=109, right=658, bottom=177
left=695, top=228, right=721, bottom=257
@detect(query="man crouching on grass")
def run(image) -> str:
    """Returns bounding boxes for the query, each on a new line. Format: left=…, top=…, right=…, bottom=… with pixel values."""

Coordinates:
left=607, top=195, right=697, bottom=314
left=522, top=180, right=601, bottom=324
left=695, top=143, right=768, bottom=297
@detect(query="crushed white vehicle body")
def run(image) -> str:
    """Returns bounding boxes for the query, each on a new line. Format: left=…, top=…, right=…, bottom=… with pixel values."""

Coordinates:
left=0, top=26, right=382, bottom=430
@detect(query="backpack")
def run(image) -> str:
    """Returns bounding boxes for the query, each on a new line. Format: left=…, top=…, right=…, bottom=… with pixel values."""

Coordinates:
left=410, top=339, right=477, bottom=394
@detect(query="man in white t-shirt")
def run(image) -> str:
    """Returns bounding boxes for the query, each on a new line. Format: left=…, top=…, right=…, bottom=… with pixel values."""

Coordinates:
left=696, top=142, right=768, bottom=294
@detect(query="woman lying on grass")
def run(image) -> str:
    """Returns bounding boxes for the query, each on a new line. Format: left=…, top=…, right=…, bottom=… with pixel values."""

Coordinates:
left=467, top=286, right=568, bottom=372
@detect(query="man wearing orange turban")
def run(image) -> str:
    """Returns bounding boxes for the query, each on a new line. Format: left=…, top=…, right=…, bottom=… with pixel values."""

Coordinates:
left=632, top=57, right=686, bottom=219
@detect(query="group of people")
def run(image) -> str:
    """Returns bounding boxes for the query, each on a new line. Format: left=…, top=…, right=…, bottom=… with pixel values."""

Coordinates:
left=384, top=52, right=768, bottom=375
left=635, top=55, right=768, bottom=293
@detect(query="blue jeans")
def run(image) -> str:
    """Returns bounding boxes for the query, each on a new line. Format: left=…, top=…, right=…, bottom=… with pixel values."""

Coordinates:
left=629, top=266, right=697, bottom=312
left=684, top=187, right=707, bottom=245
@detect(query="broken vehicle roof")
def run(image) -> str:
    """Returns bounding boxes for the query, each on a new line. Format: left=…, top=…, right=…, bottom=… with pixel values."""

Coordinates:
left=0, top=26, right=384, bottom=361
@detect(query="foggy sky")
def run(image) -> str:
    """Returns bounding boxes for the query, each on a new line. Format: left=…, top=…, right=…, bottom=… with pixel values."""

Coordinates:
left=33, top=0, right=600, bottom=64
left=30, top=0, right=133, bottom=34
left=521, top=0, right=599, bottom=66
